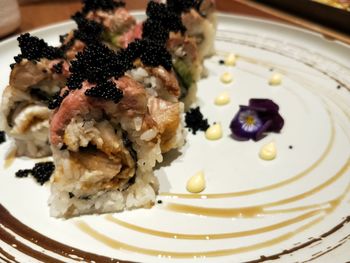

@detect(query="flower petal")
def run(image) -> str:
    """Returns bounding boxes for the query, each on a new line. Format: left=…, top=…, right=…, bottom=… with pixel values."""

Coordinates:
left=254, top=120, right=272, bottom=141
left=249, top=99, right=279, bottom=112
left=230, top=107, right=263, bottom=140
left=230, top=99, right=284, bottom=141
left=268, top=113, right=284, bottom=132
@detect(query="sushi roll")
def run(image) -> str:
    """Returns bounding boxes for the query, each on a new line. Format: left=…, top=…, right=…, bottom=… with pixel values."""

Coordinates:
left=167, top=31, right=201, bottom=107
left=59, top=0, right=141, bottom=60
left=142, top=1, right=203, bottom=107
left=49, top=42, right=185, bottom=218
left=1, top=33, right=69, bottom=157
left=69, top=0, right=216, bottom=107
left=167, top=0, right=217, bottom=59
left=80, top=0, right=142, bottom=50
left=59, top=12, right=105, bottom=61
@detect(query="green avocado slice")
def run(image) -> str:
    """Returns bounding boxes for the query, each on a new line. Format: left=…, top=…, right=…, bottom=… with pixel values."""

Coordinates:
left=173, top=59, right=194, bottom=99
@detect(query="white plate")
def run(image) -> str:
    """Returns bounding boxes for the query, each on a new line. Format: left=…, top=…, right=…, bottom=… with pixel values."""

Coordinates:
left=0, top=12, right=350, bottom=263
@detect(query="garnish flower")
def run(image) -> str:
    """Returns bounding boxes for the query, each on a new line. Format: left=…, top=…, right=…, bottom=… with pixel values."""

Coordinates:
left=230, top=99, right=284, bottom=141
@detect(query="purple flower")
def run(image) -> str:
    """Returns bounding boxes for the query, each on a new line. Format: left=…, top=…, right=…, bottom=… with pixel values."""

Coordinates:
left=230, top=99, right=284, bottom=141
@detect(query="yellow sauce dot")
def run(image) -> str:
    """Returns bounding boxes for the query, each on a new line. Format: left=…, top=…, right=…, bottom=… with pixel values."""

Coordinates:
left=259, top=141, right=277, bottom=160
left=214, top=92, right=230, bottom=105
left=225, top=53, right=236, bottom=66
left=205, top=123, right=223, bottom=140
left=186, top=171, right=206, bottom=193
left=220, top=72, right=233, bottom=84
left=269, top=73, right=283, bottom=86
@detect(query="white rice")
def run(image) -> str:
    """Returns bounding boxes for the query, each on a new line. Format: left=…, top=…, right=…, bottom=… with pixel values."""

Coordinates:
left=128, top=67, right=178, bottom=102
left=49, top=114, right=168, bottom=218
left=1, top=86, right=52, bottom=157
left=198, top=17, right=216, bottom=58
left=50, top=166, right=158, bottom=218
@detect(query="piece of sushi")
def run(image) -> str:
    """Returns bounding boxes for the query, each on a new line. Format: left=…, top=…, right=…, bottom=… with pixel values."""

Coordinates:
left=70, top=0, right=213, bottom=108
left=142, top=1, right=204, bottom=108
left=59, top=0, right=141, bottom=61
left=81, top=0, right=142, bottom=50
left=49, top=42, right=185, bottom=218
left=0, top=34, right=69, bottom=157
left=167, top=0, right=217, bottom=59
left=59, top=12, right=105, bottom=61
left=167, top=32, right=201, bottom=107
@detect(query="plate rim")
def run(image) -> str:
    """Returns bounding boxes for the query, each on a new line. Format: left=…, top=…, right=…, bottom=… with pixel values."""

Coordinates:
left=0, top=11, right=350, bottom=263
left=1, top=11, right=349, bottom=49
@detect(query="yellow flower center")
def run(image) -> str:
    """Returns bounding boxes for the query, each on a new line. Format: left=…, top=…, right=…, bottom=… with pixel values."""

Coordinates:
left=245, top=115, right=256, bottom=125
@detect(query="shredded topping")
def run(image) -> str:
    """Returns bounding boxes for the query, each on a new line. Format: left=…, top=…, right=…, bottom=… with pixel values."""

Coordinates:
left=14, top=33, right=63, bottom=64
left=185, top=107, right=209, bottom=134
left=82, top=0, right=125, bottom=14
left=15, top=162, right=55, bottom=185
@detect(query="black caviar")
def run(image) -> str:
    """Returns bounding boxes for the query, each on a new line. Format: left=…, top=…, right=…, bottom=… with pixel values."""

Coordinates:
left=53, top=61, right=64, bottom=74
left=66, top=75, right=85, bottom=90
left=143, top=1, right=186, bottom=45
left=48, top=90, right=69, bottom=110
left=59, top=12, right=103, bottom=56
left=32, top=162, right=55, bottom=185
left=126, top=39, right=173, bottom=71
left=142, top=19, right=169, bottom=45
left=138, top=39, right=173, bottom=71
left=15, top=169, right=31, bottom=178
left=54, top=8, right=174, bottom=109
left=0, top=131, right=6, bottom=144
left=72, top=12, right=104, bottom=44
left=185, top=107, right=209, bottom=134
left=65, top=39, right=172, bottom=103
left=14, top=33, right=63, bottom=64
left=59, top=33, right=69, bottom=45
left=82, top=0, right=125, bottom=14
left=146, top=1, right=186, bottom=33
left=15, top=162, right=55, bottom=185
left=85, top=80, right=123, bottom=103
left=68, top=43, right=121, bottom=89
